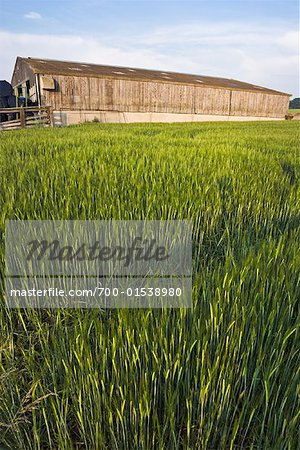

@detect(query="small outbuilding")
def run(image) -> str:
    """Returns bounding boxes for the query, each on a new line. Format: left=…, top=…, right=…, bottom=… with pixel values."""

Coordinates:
left=11, top=56, right=291, bottom=125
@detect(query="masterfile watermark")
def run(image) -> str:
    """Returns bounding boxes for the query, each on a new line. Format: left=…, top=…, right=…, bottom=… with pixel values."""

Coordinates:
left=26, top=237, right=170, bottom=266
left=6, top=278, right=191, bottom=308
left=5, top=220, right=192, bottom=308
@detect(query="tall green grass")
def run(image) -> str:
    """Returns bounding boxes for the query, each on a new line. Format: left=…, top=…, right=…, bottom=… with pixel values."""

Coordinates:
left=0, top=121, right=299, bottom=449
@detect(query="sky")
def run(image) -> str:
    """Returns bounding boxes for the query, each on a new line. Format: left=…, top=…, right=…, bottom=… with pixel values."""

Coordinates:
left=0, top=0, right=299, bottom=97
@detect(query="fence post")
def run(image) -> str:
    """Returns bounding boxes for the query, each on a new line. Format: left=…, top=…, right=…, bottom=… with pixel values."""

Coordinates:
left=20, top=107, right=25, bottom=128
left=46, top=106, right=53, bottom=126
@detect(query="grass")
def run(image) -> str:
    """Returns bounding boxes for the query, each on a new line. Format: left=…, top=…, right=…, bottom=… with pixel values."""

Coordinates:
left=289, top=109, right=300, bottom=114
left=0, top=121, right=299, bottom=449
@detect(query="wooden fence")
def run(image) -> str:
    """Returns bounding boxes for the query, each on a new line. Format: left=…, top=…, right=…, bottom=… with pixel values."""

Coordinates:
left=0, top=106, right=53, bottom=131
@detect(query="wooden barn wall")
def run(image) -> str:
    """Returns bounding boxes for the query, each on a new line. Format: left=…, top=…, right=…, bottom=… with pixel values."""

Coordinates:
left=194, top=86, right=231, bottom=115
left=230, top=91, right=289, bottom=117
left=11, top=59, right=36, bottom=87
left=42, top=75, right=288, bottom=117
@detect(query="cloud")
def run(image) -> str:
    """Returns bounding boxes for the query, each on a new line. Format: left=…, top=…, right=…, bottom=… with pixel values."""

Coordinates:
left=0, top=19, right=299, bottom=96
left=24, top=12, right=42, bottom=20
left=121, top=21, right=299, bottom=95
left=0, top=31, right=181, bottom=79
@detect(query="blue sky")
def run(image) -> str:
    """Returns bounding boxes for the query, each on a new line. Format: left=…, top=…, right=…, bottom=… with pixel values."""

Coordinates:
left=0, top=0, right=299, bottom=96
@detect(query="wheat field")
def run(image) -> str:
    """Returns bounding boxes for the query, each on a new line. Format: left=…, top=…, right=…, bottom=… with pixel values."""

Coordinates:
left=0, top=121, right=299, bottom=449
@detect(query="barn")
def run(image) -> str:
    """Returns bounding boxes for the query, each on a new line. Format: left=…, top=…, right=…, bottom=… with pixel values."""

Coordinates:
left=11, top=56, right=290, bottom=125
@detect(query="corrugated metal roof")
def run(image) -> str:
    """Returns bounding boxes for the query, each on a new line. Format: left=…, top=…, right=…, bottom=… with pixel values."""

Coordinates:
left=19, top=57, right=289, bottom=96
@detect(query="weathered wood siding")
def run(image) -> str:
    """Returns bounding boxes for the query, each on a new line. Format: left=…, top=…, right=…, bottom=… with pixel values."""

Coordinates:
left=230, top=90, right=289, bottom=117
left=11, top=58, right=36, bottom=87
left=41, top=75, right=289, bottom=118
